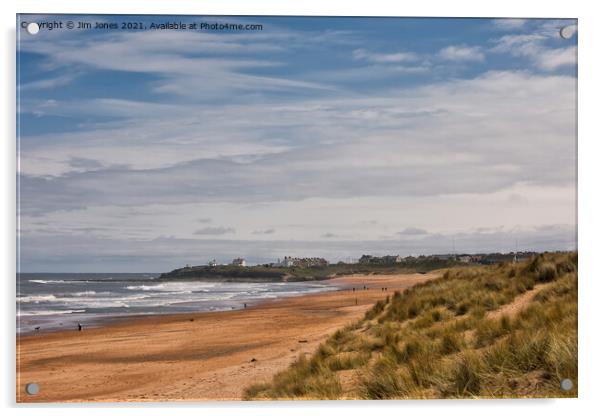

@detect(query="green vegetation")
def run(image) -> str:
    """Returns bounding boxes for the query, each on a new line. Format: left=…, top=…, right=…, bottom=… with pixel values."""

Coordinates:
left=244, top=252, right=577, bottom=400
left=160, top=258, right=461, bottom=282
left=159, top=265, right=288, bottom=282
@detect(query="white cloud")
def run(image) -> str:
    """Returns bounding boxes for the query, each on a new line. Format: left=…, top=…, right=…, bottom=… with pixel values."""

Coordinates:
left=193, top=226, right=235, bottom=236
left=20, top=179, right=575, bottom=243
left=352, top=48, right=419, bottom=63
left=438, top=45, right=485, bottom=62
left=490, top=22, right=577, bottom=71
left=538, top=46, right=577, bottom=70
left=492, top=19, right=528, bottom=30
left=19, top=29, right=337, bottom=100
left=18, top=68, right=576, bottom=268
left=19, top=73, right=79, bottom=91
left=398, top=227, right=428, bottom=236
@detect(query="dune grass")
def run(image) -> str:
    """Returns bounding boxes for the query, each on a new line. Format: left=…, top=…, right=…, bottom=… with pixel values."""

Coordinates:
left=244, top=252, right=577, bottom=400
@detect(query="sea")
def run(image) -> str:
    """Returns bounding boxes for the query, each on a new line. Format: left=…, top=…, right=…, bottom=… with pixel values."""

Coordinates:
left=17, top=273, right=340, bottom=334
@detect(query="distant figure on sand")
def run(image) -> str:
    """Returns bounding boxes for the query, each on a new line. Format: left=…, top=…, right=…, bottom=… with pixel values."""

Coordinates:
left=244, top=303, right=247, bottom=309
left=34, top=326, right=40, bottom=332
left=77, top=322, right=82, bottom=332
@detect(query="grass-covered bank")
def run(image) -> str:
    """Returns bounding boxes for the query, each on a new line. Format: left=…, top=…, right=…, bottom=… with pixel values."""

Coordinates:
left=159, top=258, right=460, bottom=282
left=244, top=252, right=577, bottom=399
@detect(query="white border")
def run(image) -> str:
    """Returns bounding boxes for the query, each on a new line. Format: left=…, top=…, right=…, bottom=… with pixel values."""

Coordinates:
left=3, top=1, right=601, bottom=415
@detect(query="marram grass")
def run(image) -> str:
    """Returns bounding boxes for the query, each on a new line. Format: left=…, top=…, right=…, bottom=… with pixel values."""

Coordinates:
left=244, top=252, right=577, bottom=400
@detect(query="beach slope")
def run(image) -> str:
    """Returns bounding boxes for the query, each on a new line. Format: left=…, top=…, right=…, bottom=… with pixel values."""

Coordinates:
left=17, top=272, right=436, bottom=402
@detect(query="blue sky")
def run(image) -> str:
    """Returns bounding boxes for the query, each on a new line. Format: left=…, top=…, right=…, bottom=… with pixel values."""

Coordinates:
left=17, top=16, right=577, bottom=272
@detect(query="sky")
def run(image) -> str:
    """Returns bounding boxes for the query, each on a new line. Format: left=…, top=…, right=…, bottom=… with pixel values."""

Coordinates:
left=17, top=15, right=577, bottom=272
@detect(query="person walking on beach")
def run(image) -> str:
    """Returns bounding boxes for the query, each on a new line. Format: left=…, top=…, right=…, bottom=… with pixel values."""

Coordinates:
left=77, top=322, right=82, bottom=332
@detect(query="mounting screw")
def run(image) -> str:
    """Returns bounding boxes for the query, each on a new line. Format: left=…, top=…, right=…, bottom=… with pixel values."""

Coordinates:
left=26, top=22, right=40, bottom=35
left=560, top=378, right=573, bottom=391
left=559, top=25, right=577, bottom=40
left=25, top=383, right=39, bottom=395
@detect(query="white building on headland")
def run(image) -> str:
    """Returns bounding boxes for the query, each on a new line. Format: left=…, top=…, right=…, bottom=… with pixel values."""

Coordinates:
left=274, top=256, right=295, bottom=267
left=232, top=257, right=246, bottom=267
left=208, top=259, right=218, bottom=267
left=273, top=256, right=328, bottom=268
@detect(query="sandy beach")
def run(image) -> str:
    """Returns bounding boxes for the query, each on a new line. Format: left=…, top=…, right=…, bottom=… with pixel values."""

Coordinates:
left=17, top=272, right=438, bottom=402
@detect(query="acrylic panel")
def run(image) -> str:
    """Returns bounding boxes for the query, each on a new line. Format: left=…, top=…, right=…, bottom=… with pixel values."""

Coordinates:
left=16, top=14, right=578, bottom=402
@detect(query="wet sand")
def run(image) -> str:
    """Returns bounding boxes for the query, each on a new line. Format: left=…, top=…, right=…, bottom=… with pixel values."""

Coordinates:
left=16, top=272, right=438, bottom=402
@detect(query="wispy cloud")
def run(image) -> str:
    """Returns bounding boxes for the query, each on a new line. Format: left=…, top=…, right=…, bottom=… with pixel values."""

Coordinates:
left=252, top=228, right=275, bottom=235
left=438, top=45, right=485, bottom=62
left=19, top=73, right=80, bottom=91
left=398, top=227, right=429, bottom=236
left=489, top=20, right=577, bottom=71
left=193, top=226, right=235, bottom=236
left=19, top=30, right=338, bottom=100
left=352, top=48, right=419, bottom=63
left=492, top=19, right=528, bottom=30
left=19, top=71, right=576, bottom=216
left=536, top=46, right=577, bottom=70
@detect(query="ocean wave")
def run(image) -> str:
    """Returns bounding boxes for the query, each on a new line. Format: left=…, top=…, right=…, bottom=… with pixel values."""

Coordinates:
left=17, top=309, right=86, bottom=317
left=17, top=281, right=337, bottom=320
left=17, top=294, right=57, bottom=303
left=126, top=284, right=165, bottom=291
left=125, top=282, right=212, bottom=293
left=71, top=291, right=98, bottom=296
left=28, top=279, right=68, bottom=284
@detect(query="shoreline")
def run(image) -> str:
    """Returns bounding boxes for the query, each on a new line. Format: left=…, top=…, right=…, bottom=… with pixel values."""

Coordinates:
left=17, top=272, right=439, bottom=402
left=16, top=287, right=341, bottom=336
left=17, top=278, right=341, bottom=335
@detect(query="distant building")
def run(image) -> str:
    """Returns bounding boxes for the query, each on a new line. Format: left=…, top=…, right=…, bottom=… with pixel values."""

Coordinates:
left=208, top=259, right=218, bottom=267
left=298, top=257, right=328, bottom=268
left=273, top=256, right=328, bottom=268
left=273, top=257, right=294, bottom=267
left=232, top=257, right=246, bottom=267
left=458, top=255, right=472, bottom=263
left=433, top=254, right=456, bottom=261
left=382, top=255, right=402, bottom=264
left=358, top=255, right=375, bottom=265
left=359, top=254, right=402, bottom=265
left=477, top=252, right=536, bottom=264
